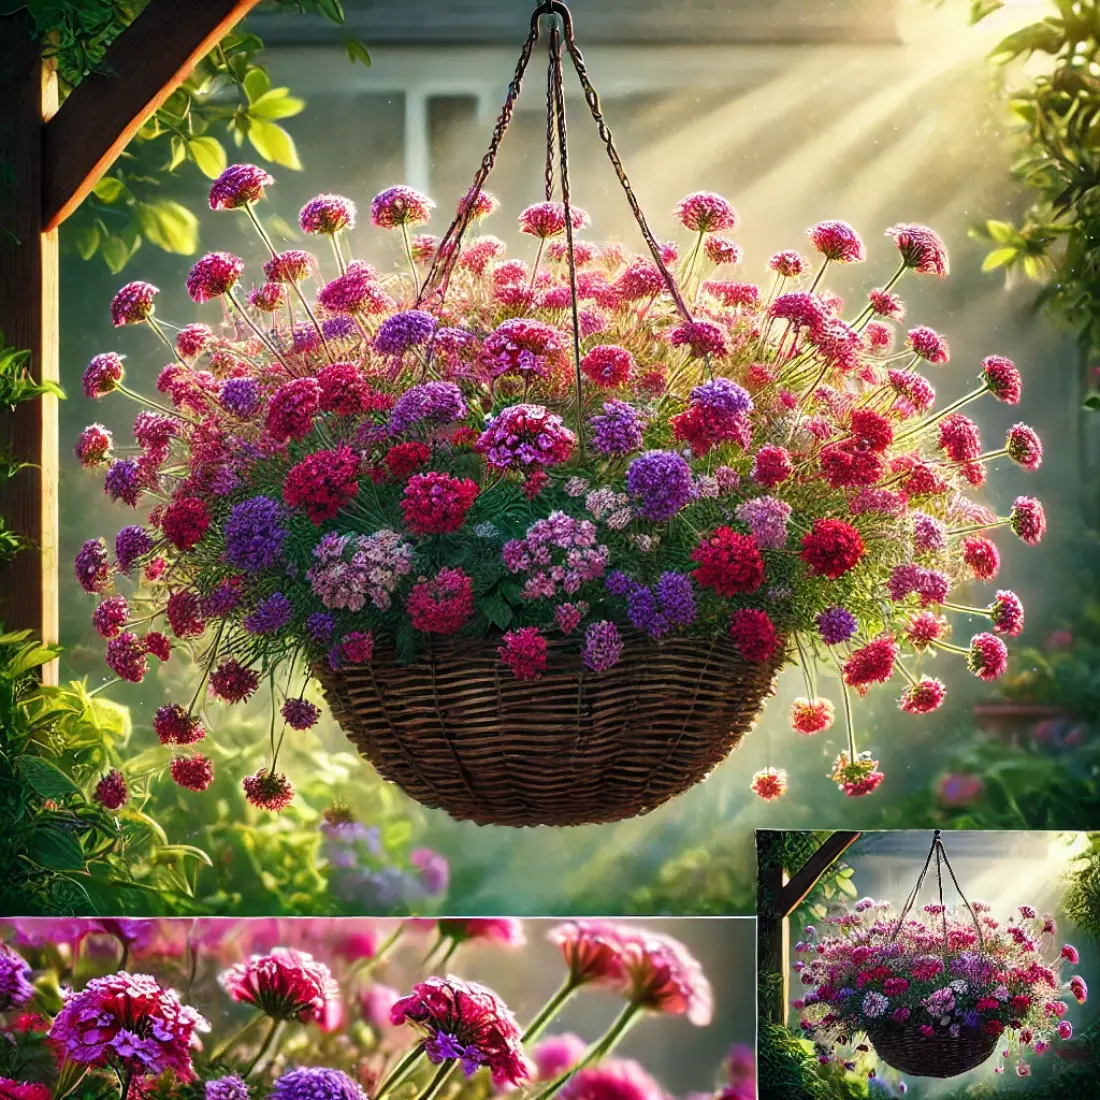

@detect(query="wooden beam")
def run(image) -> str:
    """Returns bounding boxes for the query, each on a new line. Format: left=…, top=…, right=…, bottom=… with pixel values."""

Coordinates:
left=775, top=830, right=861, bottom=918
left=42, top=0, right=263, bottom=231
left=756, top=830, right=862, bottom=1026
left=0, top=16, right=60, bottom=683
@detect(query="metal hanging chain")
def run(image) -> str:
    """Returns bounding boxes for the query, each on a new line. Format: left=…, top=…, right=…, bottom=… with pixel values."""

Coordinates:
left=544, top=26, right=558, bottom=203
left=415, top=7, right=545, bottom=307
left=550, top=1, right=694, bottom=324
left=547, top=15, right=587, bottom=458
left=888, top=830, right=984, bottom=952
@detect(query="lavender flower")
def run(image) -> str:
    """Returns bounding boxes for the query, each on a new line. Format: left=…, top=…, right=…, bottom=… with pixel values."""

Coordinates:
left=389, top=381, right=466, bottom=434
left=115, top=525, right=153, bottom=573
left=626, top=450, right=694, bottom=521
left=627, top=586, right=669, bottom=637
left=323, top=316, right=357, bottom=341
left=590, top=400, right=646, bottom=457
left=374, top=309, right=435, bottom=356
left=690, top=377, right=753, bottom=416
left=244, top=593, right=294, bottom=635
left=0, top=944, right=34, bottom=1010
left=582, top=620, right=623, bottom=672
left=206, top=1076, right=250, bottom=1100
left=75, top=538, right=112, bottom=593
left=104, top=458, right=142, bottom=506
left=307, top=612, right=336, bottom=646
left=224, top=495, right=288, bottom=571
left=271, top=1067, right=366, bottom=1100
left=817, top=606, right=858, bottom=645
left=656, top=571, right=697, bottom=627
left=736, top=496, right=791, bottom=549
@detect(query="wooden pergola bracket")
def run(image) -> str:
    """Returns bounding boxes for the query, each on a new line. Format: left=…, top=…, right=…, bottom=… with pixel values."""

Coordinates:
left=757, top=830, right=861, bottom=1026
left=0, top=0, right=260, bottom=670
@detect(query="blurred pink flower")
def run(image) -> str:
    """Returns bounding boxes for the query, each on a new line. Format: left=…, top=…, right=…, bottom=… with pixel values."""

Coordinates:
left=533, top=1032, right=588, bottom=1081
left=560, top=1059, right=666, bottom=1100
left=548, top=920, right=629, bottom=986
left=618, top=930, right=714, bottom=1025
left=220, top=948, right=339, bottom=1023
left=438, top=919, right=525, bottom=947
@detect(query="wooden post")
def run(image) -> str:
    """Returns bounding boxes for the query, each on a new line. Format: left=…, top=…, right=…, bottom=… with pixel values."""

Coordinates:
left=0, top=15, right=60, bottom=681
left=757, top=830, right=861, bottom=1025
left=0, top=0, right=261, bottom=663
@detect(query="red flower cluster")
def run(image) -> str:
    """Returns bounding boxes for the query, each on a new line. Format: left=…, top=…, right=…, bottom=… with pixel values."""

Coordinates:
left=266, top=378, right=321, bottom=443
left=283, top=446, right=359, bottom=525
left=221, top=947, right=337, bottom=1022
left=498, top=626, right=548, bottom=680
left=728, top=608, right=781, bottom=663
left=171, top=754, right=215, bottom=791
left=400, top=473, right=479, bottom=536
left=691, top=528, right=765, bottom=596
left=161, top=497, right=210, bottom=551
left=385, top=441, right=432, bottom=479
left=580, top=344, right=634, bottom=387
left=752, top=444, right=792, bottom=488
left=800, top=519, right=865, bottom=579
left=209, top=660, right=260, bottom=704
left=242, top=769, right=295, bottom=811
left=407, top=568, right=475, bottom=634
left=843, top=635, right=898, bottom=691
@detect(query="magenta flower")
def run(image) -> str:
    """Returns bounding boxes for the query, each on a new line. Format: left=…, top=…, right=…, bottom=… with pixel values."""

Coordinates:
left=1006, top=423, right=1043, bottom=471
left=390, top=976, right=533, bottom=1086
left=438, top=919, right=525, bottom=946
left=617, top=929, right=713, bottom=1025
left=82, top=352, right=124, bottom=399
left=886, top=223, right=949, bottom=277
left=300, top=193, right=357, bottom=234
left=186, top=252, right=244, bottom=303
left=807, top=220, right=865, bottom=263
left=533, top=1033, right=588, bottom=1081
left=674, top=191, right=737, bottom=233
left=47, top=971, right=208, bottom=1082
left=0, top=945, right=34, bottom=1011
left=110, top=281, right=159, bottom=326
left=209, top=164, right=274, bottom=210
left=220, top=947, right=338, bottom=1022
left=370, top=186, right=435, bottom=228
left=518, top=201, right=589, bottom=239
left=560, top=1059, right=665, bottom=1100
left=967, top=632, right=1009, bottom=682
left=548, top=920, right=629, bottom=985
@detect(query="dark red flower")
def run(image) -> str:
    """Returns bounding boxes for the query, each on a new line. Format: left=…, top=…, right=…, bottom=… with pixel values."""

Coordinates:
left=691, top=528, right=765, bottom=596
left=283, top=446, right=360, bottom=525
left=842, top=635, right=898, bottom=691
left=548, top=921, right=629, bottom=986
left=384, top=441, right=432, bottom=479
left=221, top=948, right=337, bottom=1022
left=161, top=496, right=210, bottom=551
left=800, top=519, right=865, bottom=579
left=400, top=473, right=479, bottom=536
left=728, top=608, right=782, bottom=663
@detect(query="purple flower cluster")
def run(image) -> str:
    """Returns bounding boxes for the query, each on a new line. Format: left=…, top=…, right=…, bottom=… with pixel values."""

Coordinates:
left=374, top=309, right=436, bottom=356
left=105, top=458, right=142, bottom=506
left=690, top=377, right=753, bottom=417
left=244, top=592, right=294, bottom=636
left=0, top=944, right=34, bottom=1011
left=308, top=530, right=414, bottom=612
left=224, top=495, right=288, bottom=571
left=736, top=496, right=791, bottom=549
left=502, top=512, right=609, bottom=600
left=219, top=377, right=262, bottom=418
left=75, top=538, right=112, bottom=593
left=389, top=381, right=467, bottom=435
left=206, top=1075, right=251, bottom=1100
left=613, top=571, right=697, bottom=637
left=115, top=525, right=153, bottom=574
left=582, top=620, right=623, bottom=672
left=590, top=400, right=645, bottom=457
left=271, top=1067, right=366, bottom=1100
left=626, top=450, right=694, bottom=521
left=817, top=606, right=858, bottom=645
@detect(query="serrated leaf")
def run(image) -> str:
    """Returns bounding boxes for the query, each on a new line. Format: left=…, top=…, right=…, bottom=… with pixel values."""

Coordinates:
left=137, top=200, right=199, bottom=254
left=28, top=827, right=85, bottom=870
left=982, top=247, right=1018, bottom=272
left=244, top=66, right=272, bottom=104
left=249, top=89, right=306, bottom=121
left=248, top=119, right=302, bottom=169
left=188, top=135, right=228, bottom=179
left=18, top=755, right=82, bottom=800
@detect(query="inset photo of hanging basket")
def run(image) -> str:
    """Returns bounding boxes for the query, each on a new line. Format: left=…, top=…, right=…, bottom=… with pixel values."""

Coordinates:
left=789, top=831, right=1087, bottom=1080
left=75, top=0, right=1047, bottom=827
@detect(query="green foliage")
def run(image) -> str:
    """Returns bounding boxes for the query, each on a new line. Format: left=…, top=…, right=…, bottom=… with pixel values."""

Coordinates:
left=969, top=0, right=1100, bottom=389
left=1063, top=832, right=1100, bottom=942
left=11, top=0, right=369, bottom=271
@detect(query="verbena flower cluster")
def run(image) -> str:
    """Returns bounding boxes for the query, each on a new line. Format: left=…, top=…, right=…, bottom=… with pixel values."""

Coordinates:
left=795, top=899, right=1084, bottom=1079
left=77, top=164, right=1045, bottom=808
left=0, top=915, right=727, bottom=1100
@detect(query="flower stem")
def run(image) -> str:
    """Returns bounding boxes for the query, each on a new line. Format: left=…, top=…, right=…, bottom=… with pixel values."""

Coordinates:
left=244, top=1016, right=282, bottom=1078
left=415, top=1059, right=456, bottom=1100
left=331, top=231, right=348, bottom=276
left=401, top=222, right=422, bottom=298
left=521, top=977, right=580, bottom=1044
left=375, top=1044, right=427, bottom=1100
left=533, top=1002, right=643, bottom=1100
left=226, top=288, right=294, bottom=374
left=210, top=1010, right=266, bottom=1063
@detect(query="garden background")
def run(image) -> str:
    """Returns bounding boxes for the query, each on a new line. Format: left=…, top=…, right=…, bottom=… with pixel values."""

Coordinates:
left=8, top=0, right=1100, bottom=916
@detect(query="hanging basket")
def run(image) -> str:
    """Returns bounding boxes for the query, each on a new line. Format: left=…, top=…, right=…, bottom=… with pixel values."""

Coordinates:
left=318, top=631, right=781, bottom=827
left=865, top=1023, right=997, bottom=1079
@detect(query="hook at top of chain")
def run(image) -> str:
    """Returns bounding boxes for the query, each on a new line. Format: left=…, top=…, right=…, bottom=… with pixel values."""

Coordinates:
left=529, top=0, right=575, bottom=37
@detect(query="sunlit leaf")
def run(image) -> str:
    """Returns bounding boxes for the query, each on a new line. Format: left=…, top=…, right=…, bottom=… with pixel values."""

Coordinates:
left=250, top=88, right=306, bottom=121
left=137, top=200, right=199, bottom=254
left=248, top=120, right=302, bottom=170
left=982, top=247, right=1019, bottom=272
left=188, top=135, right=228, bottom=179
left=344, top=36, right=372, bottom=66
left=244, top=66, right=271, bottom=104
left=91, top=175, right=127, bottom=203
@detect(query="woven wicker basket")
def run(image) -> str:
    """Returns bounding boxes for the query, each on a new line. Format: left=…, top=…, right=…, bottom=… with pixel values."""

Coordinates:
left=866, top=1023, right=998, bottom=1078
left=317, top=630, right=781, bottom=827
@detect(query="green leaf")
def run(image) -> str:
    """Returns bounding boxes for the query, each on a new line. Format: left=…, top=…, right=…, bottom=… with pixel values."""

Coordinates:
left=985, top=219, right=1021, bottom=245
left=18, top=755, right=82, bottom=800
left=247, top=120, right=302, bottom=169
left=982, top=247, right=1018, bottom=272
left=990, top=20, right=1066, bottom=63
left=151, top=844, right=214, bottom=867
left=28, top=827, right=85, bottom=871
left=137, top=200, right=199, bottom=254
left=188, top=135, right=227, bottom=179
left=100, top=235, right=134, bottom=274
left=969, top=0, right=1003, bottom=23
left=1083, top=391, right=1100, bottom=411
left=249, top=89, right=306, bottom=121
left=91, top=175, right=128, bottom=203
left=73, top=225, right=100, bottom=260
left=244, top=66, right=272, bottom=104
left=344, top=36, right=372, bottom=67
left=168, top=135, right=188, bottom=172
left=479, top=592, right=515, bottom=630
left=318, top=0, right=346, bottom=23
